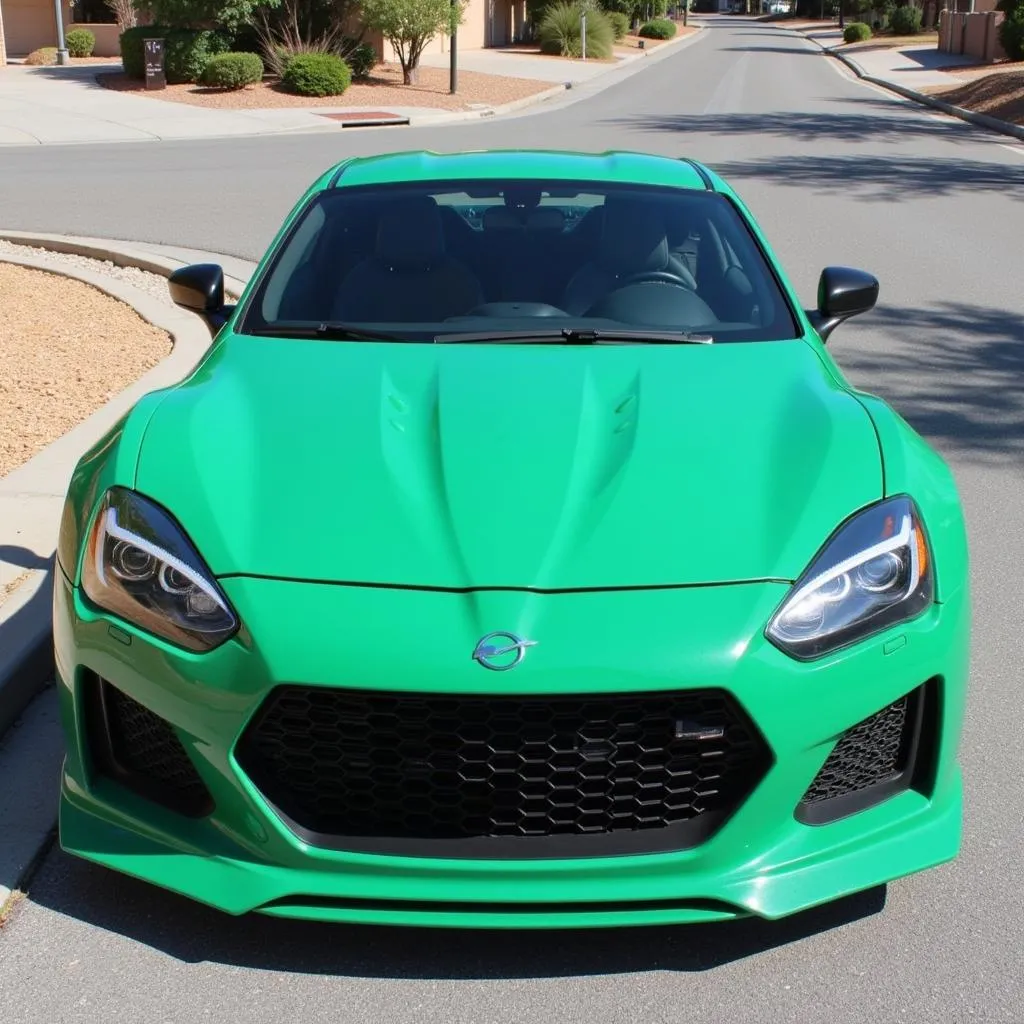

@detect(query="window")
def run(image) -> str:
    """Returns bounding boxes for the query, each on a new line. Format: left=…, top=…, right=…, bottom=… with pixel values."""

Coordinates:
left=239, top=178, right=800, bottom=343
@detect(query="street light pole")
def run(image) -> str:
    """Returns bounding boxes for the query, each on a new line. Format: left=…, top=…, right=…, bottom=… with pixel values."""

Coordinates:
left=54, top=0, right=69, bottom=64
left=449, top=0, right=457, bottom=93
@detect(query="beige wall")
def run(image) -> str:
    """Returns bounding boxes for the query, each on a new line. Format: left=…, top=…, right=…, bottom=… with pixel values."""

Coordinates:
left=68, top=20, right=121, bottom=56
left=2, top=0, right=56, bottom=55
left=938, top=8, right=1005, bottom=62
left=0, top=2, right=7, bottom=64
left=0, top=0, right=94, bottom=57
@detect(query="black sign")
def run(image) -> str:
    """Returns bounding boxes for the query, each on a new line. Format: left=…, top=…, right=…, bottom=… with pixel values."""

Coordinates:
left=144, top=38, right=166, bottom=90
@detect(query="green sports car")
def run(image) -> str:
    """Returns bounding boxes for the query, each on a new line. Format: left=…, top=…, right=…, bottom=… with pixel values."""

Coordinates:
left=53, top=150, right=971, bottom=929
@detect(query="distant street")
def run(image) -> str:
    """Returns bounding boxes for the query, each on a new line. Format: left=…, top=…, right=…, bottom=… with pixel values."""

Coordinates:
left=1, top=16, right=1022, bottom=1023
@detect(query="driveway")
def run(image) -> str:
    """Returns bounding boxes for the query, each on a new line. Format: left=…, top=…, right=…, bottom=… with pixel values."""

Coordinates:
left=0, top=16, right=1021, bottom=1023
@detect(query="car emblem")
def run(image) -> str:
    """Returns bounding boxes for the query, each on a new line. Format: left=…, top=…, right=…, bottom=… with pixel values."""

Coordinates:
left=472, top=631, right=537, bottom=671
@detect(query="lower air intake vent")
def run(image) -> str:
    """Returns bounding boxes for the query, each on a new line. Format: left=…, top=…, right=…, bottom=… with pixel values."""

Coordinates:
left=85, top=674, right=214, bottom=818
left=797, top=682, right=934, bottom=826
left=236, top=686, right=772, bottom=859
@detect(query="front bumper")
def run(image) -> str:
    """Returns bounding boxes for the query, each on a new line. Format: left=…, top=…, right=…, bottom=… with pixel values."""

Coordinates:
left=54, top=572, right=970, bottom=928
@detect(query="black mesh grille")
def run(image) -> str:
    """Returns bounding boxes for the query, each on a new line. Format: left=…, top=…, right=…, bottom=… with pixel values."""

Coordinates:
left=797, top=685, right=929, bottom=826
left=86, top=676, right=213, bottom=817
left=237, top=687, right=772, bottom=857
left=803, top=697, right=910, bottom=803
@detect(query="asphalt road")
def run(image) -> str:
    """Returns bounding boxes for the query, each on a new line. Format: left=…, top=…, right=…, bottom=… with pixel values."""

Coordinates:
left=1, top=17, right=1023, bottom=1023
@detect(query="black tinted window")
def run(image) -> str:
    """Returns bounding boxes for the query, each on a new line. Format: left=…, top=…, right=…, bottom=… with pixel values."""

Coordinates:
left=240, top=179, right=799, bottom=342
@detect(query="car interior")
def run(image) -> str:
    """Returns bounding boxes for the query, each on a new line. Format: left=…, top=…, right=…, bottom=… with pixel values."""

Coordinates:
left=250, top=181, right=797, bottom=341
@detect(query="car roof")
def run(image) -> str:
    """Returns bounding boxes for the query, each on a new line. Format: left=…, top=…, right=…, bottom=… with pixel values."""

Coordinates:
left=317, top=150, right=720, bottom=193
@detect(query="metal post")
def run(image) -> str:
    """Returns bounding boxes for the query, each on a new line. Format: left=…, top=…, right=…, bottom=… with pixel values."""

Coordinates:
left=54, top=0, right=69, bottom=64
left=449, top=0, right=457, bottom=94
left=580, top=10, right=586, bottom=60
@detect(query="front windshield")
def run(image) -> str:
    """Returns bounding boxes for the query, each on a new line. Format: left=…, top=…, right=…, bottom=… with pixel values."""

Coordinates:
left=239, top=178, right=800, bottom=343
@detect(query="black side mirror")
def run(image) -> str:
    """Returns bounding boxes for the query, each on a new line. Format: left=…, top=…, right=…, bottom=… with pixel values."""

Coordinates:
left=168, top=263, right=233, bottom=337
left=807, top=266, right=879, bottom=342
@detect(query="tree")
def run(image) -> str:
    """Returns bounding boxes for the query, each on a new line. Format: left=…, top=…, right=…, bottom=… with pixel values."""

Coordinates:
left=360, top=0, right=465, bottom=84
left=134, top=0, right=279, bottom=31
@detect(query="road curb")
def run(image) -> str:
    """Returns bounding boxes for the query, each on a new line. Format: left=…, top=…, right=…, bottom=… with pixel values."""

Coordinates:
left=0, top=237, right=231, bottom=739
left=0, top=231, right=250, bottom=298
left=799, top=29, right=1024, bottom=143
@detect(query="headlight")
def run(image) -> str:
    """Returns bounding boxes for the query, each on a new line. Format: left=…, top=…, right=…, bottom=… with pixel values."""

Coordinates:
left=81, top=487, right=239, bottom=652
left=766, top=496, right=933, bottom=660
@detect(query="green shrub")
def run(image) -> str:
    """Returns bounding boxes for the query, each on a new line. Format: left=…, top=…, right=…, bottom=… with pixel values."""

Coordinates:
left=25, top=47, right=58, bottom=65
left=538, top=2, right=615, bottom=58
left=339, top=37, right=377, bottom=78
left=261, top=39, right=373, bottom=81
left=888, top=4, right=922, bottom=34
left=842, top=21, right=872, bottom=42
left=133, top=0, right=268, bottom=33
left=996, top=1, right=1024, bottom=60
left=281, top=52, right=352, bottom=95
left=201, top=51, right=264, bottom=88
left=120, top=26, right=232, bottom=83
left=66, top=28, right=96, bottom=57
left=638, top=17, right=676, bottom=38
left=608, top=10, right=630, bottom=38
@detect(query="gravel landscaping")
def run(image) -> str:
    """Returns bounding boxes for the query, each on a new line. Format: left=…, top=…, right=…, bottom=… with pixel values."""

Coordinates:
left=98, top=62, right=556, bottom=110
left=925, top=69, right=1024, bottom=125
left=0, top=249, right=171, bottom=478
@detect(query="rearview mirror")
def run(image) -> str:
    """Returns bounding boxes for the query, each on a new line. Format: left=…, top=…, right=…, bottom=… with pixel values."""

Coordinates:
left=807, top=266, right=879, bottom=342
left=168, top=263, right=232, bottom=337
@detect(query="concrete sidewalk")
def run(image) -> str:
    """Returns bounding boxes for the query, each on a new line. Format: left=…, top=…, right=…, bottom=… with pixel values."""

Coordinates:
left=0, top=29, right=701, bottom=147
left=791, top=24, right=1024, bottom=142
left=803, top=27, right=973, bottom=88
left=0, top=63, right=457, bottom=145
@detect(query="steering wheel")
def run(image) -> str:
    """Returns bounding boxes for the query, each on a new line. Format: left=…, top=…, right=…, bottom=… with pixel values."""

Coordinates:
left=618, top=268, right=698, bottom=291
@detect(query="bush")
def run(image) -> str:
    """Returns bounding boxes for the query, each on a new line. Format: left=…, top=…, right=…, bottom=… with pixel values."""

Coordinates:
left=638, top=17, right=676, bottom=37
left=997, top=0, right=1024, bottom=60
left=608, top=9, right=630, bottom=37
left=201, top=51, right=264, bottom=88
left=888, top=4, right=921, bottom=34
left=66, top=28, right=96, bottom=57
left=120, top=26, right=232, bottom=83
left=133, top=0, right=275, bottom=33
left=281, top=52, right=352, bottom=95
left=842, top=20, right=872, bottom=42
left=25, top=47, right=58, bottom=65
left=340, top=37, right=377, bottom=78
left=538, top=2, right=615, bottom=57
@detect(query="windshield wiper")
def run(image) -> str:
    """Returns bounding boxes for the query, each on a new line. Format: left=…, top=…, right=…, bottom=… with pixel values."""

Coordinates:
left=434, top=328, right=714, bottom=345
left=249, top=321, right=411, bottom=342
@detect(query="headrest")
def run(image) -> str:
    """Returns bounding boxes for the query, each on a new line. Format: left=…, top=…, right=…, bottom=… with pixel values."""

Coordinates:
left=375, top=197, right=445, bottom=268
left=483, top=206, right=522, bottom=231
left=598, top=200, right=669, bottom=275
left=526, top=207, right=565, bottom=233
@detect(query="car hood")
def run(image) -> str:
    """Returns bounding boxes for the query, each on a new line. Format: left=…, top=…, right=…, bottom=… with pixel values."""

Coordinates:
left=135, top=335, right=882, bottom=589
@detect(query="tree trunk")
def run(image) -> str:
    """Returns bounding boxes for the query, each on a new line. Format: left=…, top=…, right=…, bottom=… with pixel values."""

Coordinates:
left=404, top=63, right=420, bottom=84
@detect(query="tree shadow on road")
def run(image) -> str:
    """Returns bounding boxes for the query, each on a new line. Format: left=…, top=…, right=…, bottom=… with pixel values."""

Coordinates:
left=26, top=849, right=887, bottom=977
left=829, top=300, right=1024, bottom=464
left=708, top=153, right=1024, bottom=200
left=602, top=98, right=994, bottom=146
